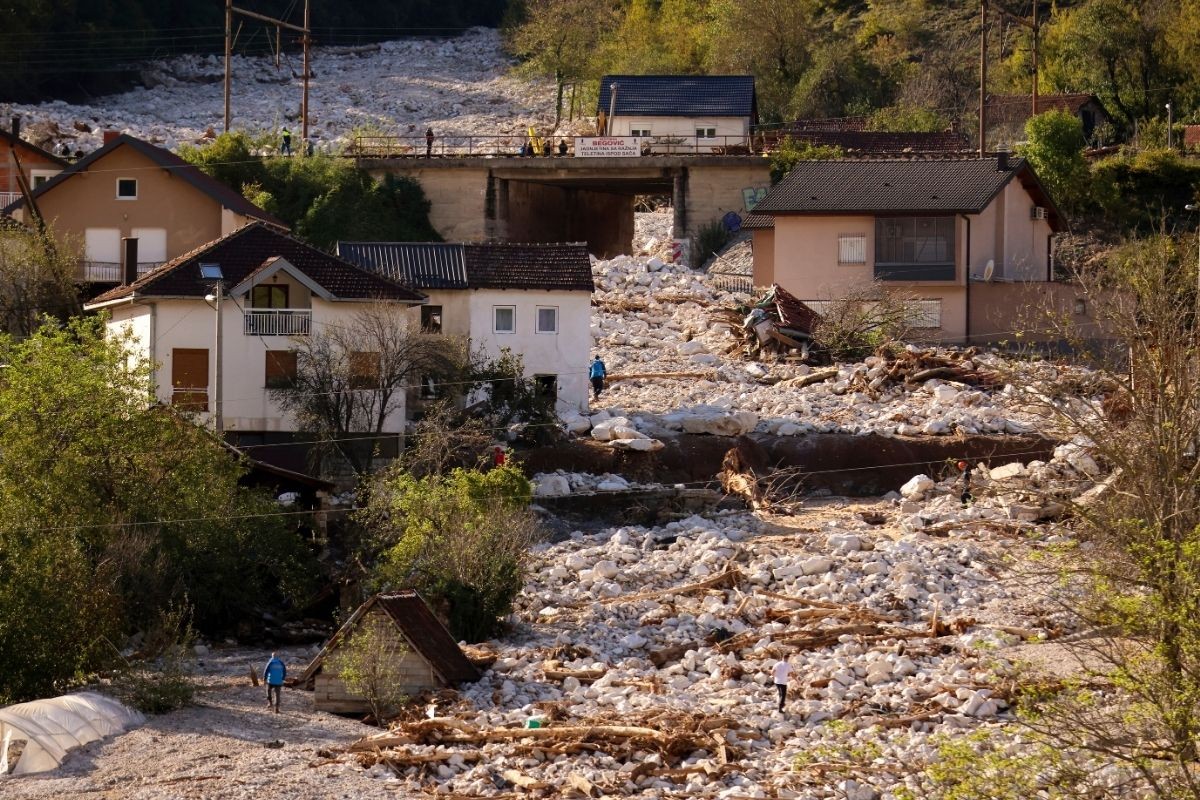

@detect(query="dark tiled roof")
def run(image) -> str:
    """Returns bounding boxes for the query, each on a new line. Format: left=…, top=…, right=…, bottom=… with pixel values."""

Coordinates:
left=0, top=128, right=69, bottom=167
left=754, top=158, right=1030, bottom=215
left=3, top=133, right=283, bottom=226
left=597, top=75, right=756, bottom=119
left=740, top=213, right=774, bottom=230
left=300, top=591, right=478, bottom=687
left=986, top=93, right=1106, bottom=126
left=85, top=222, right=425, bottom=305
left=781, top=129, right=972, bottom=156
left=338, top=242, right=468, bottom=289
left=339, top=241, right=595, bottom=292
left=789, top=117, right=870, bottom=132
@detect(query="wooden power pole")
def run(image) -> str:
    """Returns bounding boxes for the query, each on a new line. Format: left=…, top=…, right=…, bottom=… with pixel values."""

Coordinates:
left=223, top=2, right=311, bottom=139
left=993, top=3, right=1042, bottom=119
left=979, top=0, right=987, bottom=157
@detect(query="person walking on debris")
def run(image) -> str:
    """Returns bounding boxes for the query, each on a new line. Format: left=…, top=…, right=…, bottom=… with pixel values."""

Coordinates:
left=958, top=460, right=972, bottom=506
left=425, top=127, right=435, bottom=158
left=589, top=355, right=607, bottom=400
left=771, top=656, right=793, bottom=712
left=264, top=652, right=286, bottom=713
left=280, top=127, right=292, bottom=156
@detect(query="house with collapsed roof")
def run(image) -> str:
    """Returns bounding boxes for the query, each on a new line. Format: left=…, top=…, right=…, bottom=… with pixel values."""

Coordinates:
left=3, top=132, right=281, bottom=285
left=986, top=93, right=1113, bottom=149
left=82, top=222, right=426, bottom=469
left=337, top=241, right=594, bottom=413
left=747, top=156, right=1104, bottom=344
left=300, top=591, right=478, bottom=714
left=597, top=75, right=757, bottom=151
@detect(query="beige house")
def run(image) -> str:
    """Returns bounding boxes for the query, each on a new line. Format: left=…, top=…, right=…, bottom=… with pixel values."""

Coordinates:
left=597, top=75, right=756, bottom=150
left=301, top=591, right=479, bottom=714
left=749, top=156, right=1085, bottom=343
left=337, top=241, right=595, bottom=414
left=4, top=133, right=281, bottom=285
left=83, top=222, right=426, bottom=472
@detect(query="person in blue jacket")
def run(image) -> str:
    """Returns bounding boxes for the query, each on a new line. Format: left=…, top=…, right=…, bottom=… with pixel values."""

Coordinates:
left=264, top=652, right=286, bottom=713
left=589, top=355, right=607, bottom=400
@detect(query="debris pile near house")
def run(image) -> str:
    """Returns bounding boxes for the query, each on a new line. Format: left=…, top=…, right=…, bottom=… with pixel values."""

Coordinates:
left=710, top=283, right=823, bottom=358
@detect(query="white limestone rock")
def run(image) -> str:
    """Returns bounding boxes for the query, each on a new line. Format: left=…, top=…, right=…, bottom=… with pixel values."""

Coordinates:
left=900, top=474, right=935, bottom=499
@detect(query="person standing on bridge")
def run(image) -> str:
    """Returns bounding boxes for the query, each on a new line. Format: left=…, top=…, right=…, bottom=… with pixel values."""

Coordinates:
left=425, top=127, right=435, bottom=158
left=558, top=138, right=568, bottom=156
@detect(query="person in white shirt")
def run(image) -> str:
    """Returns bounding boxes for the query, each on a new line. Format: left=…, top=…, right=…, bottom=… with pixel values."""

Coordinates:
left=771, top=657, right=793, bottom=712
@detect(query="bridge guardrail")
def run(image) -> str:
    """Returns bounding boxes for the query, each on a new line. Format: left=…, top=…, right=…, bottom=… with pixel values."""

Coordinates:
left=349, top=133, right=779, bottom=159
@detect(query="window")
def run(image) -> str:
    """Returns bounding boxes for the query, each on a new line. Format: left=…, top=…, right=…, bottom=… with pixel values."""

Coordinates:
left=252, top=285, right=289, bottom=309
left=171, top=348, right=208, bottom=411
left=535, top=306, right=558, bottom=334
left=265, top=350, right=298, bottom=389
left=30, top=169, right=56, bottom=188
left=349, top=351, right=380, bottom=389
left=874, top=216, right=956, bottom=281
left=905, top=299, right=942, bottom=329
left=696, top=127, right=717, bottom=138
left=421, top=305, right=443, bottom=334
left=493, top=305, right=515, bottom=334
left=535, top=374, right=558, bottom=399
left=116, top=178, right=137, bottom=199
left=630, top=128, right=651, bottom=137
left=838, top=234, right=866, bottom=265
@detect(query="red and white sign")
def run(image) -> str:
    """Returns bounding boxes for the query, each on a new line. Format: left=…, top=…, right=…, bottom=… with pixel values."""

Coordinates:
left=574, top=136, right=642, bottom=157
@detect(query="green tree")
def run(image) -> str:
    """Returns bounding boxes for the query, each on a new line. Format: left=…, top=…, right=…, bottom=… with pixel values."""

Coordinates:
left=0, top=318, right=314, bottom=701
left=1017, top=110, right=1090, bottom=215
left=0, top=223, right=81, bottom=337
left=867, top=104, right=950, bottom=133
left=769, top=136, right=844, bottom=184
left=362, top=464, right=542, bottom=642
left=328, top=612, right=410, bottom=724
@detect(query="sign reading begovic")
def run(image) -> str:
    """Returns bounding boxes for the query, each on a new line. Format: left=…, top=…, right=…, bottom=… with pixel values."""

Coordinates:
left=574, top=136, right=642, bottom=157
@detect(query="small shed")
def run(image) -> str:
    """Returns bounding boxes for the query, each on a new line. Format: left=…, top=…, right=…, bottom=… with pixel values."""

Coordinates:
left=300, top=591, right=478, bottom=714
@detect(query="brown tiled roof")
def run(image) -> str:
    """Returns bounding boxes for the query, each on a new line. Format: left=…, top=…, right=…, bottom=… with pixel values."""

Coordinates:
left=85, top=222, right=425, bottom=306
left=464, top=242, right=594, bottom=291
left=0, top=128, right=69, bottom=168
left=754, top=157, right=1065, bottom=231
left=789, top=117, right=870, bottom=132
left=986, top=93, right=1104, bottom=126
left=3, top=133, right=283, bottom=226
left=300, top=591, right=479, bottom=688
left=781, top=129, right=971, bottom=156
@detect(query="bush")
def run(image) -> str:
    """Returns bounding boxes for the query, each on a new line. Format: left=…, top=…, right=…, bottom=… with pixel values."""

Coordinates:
left=113, top=603, right=196, bottom=715
left=692, top=219, right=731, bottom=268
left=810, top=285, right=916, bottom=361
left=769, top=136, right=844, bottom=184
left=360, top=464, right=542, bottom=642
left=328, top=613, right=410, bottom=724
left=1018, top=110, right=1090, bottom=215
left=1090, top=148, right=1200, bottom=232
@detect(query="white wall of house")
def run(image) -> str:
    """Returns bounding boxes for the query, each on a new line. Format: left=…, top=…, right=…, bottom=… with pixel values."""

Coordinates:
left=609, top=115, right=749, bottom=139
left=107, top=296, right=413, bottom=433
left=465, top=289, right=592, bottom=413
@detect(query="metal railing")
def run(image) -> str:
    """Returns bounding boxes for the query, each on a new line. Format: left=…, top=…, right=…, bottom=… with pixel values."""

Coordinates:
left=244, top=308, right=312, bottom=336
left=171, top=388, right=208, bottom=412
left=78, top=260, right=164, bottom=283
left=0, top=191, right=20, bottom=208
left=348, top=134, right=766, bottom=159
left=709, top=272, right=754, bottom=294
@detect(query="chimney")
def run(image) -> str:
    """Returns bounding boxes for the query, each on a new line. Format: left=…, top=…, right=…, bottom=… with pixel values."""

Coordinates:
left=996, top=150, right=1009, bottom=171
left=121, top=237, right=138, bottom=285
left=103, top=130, right=120, bottom=145
left=10, top=116, right=18, bottom=139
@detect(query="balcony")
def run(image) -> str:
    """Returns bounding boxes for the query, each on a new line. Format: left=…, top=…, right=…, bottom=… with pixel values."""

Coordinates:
left=244, top=308, right=312, bottom=336
left=79, top=260, right=163, bottom=283
left=171, top=388, right=208, bottom=412
left=0, top=191, right=19, bottom=208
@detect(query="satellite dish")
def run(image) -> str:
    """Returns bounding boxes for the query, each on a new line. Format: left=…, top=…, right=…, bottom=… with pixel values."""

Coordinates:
left=982, top=260, right=995, bottom=282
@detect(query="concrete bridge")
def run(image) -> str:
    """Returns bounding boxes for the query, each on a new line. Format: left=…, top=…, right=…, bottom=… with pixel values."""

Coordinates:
left=359, top=155, right=771, bottom=258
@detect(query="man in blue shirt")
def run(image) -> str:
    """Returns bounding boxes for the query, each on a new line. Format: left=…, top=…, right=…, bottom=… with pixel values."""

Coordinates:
left=589, top=356, right=607, bottom=400
left=263, top=652, right=286, bottom=713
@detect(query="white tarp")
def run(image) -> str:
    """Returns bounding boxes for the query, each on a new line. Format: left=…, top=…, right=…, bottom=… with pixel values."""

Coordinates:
left=0, top=692, right=144, bottom=775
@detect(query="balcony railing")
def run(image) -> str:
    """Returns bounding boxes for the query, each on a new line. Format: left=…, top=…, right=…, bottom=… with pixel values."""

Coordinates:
left=0, top=191, right=20, bottom=208
left=171, top=388, right=208, bottom=412
left=348, top=133, right=765, bottom=159
left=79, top=260, right=163, bottom=283
left=244, top=308, right=312, bottom=336
left=874, top=263, right=956, bottom=282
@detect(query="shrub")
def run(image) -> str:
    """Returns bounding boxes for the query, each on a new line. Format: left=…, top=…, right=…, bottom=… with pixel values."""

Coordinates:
left=361, top=464, right=542, bottom=642
left=769, top=136, right=844, bottom=184
left=113, top=603, right=196, bottom=715
left=692, top=219, right=731, bottom=268
left=328, top=613, right=410, bottom=724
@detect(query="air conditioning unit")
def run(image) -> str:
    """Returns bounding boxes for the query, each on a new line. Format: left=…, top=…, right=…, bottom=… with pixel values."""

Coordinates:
left=1031, top=206, right=1048, bottom=220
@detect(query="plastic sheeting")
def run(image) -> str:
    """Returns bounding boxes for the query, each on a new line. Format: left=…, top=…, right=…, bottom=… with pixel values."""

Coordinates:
left=0, top=692, right=144, bottom=775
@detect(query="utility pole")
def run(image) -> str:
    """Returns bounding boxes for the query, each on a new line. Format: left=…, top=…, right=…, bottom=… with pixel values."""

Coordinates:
left=213, top=281, right=224, bottom=435
left=979, top=0, right=987, bottom=157
left=992, top=3, right=1040, bottom=118
left=223, top=3, right=310, bottom=138
left=302, top=0, right=310, bottom=142
left=224, top=0, right=232, bottom=132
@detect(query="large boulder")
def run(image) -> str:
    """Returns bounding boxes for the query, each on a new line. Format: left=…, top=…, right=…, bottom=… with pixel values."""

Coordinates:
left=680, top=407, right=758, bottom=436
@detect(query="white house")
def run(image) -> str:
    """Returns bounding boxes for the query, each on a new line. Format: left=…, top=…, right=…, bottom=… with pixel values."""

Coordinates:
left=84, top=222, right=427, bottom=470
left=597, top=75, right=757, bottom=146
left=337, top=241, right=595, bottom=413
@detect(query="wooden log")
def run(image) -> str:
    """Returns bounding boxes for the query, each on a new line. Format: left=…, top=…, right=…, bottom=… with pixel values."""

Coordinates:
left=603, top=567, right=743, bottom=605
left=541, top=661, right=606, bottom=683
left=784, top=367, right=839, bottom=389
left=501, top=769, right=548, bottom=790
left=606, top=371, right=715, bottom=384
left=648, top=642, right=699, bottom=668
left=565, top=773, right=597, bottom=797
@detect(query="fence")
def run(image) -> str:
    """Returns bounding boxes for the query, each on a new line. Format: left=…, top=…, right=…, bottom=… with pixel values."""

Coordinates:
left=244, top=309, right=313, bottom=336
left=348, top=133, right=768, bottom=159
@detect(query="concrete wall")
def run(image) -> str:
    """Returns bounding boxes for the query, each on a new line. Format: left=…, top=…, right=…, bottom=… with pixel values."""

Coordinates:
left=467, top=288, right=592, bottom=413
left=965, top=181, right=1053, bottom=281
left=108, top=296, right=414, bottom=433
left=369, top=164, right=489, bottom=243
left=967, top=281, right=1106, bottom=343
left=683, top=164, right=772, bottom=244
left=609, top=115, right=750, bottom=138
left=504, top=181, right=633, bottom=257
left=22, top=144, right=247, bottom=267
